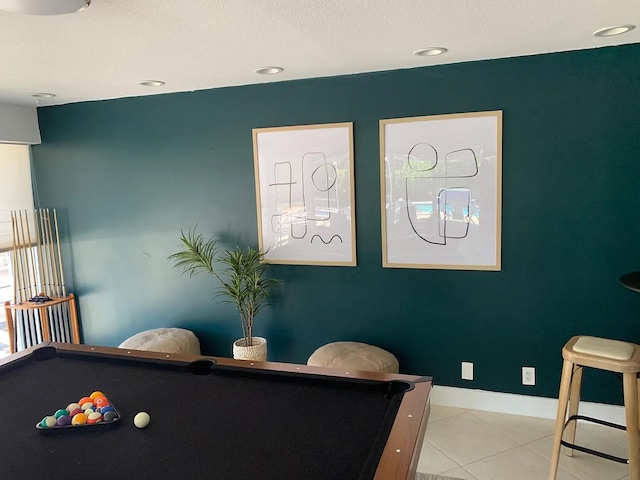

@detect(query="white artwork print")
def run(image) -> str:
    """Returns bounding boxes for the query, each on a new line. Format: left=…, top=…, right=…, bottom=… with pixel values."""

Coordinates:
left=381, top=111, right=502, bottom=270
left=253, top=123, right=356, bottom=266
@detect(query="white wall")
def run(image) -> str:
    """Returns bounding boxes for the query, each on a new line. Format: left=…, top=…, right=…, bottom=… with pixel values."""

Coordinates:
left=431, top=386, right=626, bottom=425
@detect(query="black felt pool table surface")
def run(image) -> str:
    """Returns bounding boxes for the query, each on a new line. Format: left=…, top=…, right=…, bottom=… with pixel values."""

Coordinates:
left=0, top=344, right=424, bottom=480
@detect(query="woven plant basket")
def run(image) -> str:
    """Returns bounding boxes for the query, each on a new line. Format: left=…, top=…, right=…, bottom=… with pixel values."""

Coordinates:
left=233, top=337, right=267, bottom=361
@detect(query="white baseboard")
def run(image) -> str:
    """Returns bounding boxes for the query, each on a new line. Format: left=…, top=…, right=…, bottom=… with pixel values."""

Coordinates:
left=430, top=385, right=626, bottom=426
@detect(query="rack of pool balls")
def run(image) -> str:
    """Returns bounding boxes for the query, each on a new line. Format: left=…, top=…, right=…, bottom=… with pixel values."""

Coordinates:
left=37, top=391, right=120, bottom=430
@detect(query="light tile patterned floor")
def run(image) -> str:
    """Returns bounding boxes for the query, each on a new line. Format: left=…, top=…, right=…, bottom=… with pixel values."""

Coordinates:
left=418, top=405, right=631, bottom=480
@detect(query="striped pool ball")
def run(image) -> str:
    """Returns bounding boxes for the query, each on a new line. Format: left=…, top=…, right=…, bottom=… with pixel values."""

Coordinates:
left=86, top=412, right=102, bottom=424
left=89, top=391, right=105, bottom=400
left=40, top=416, right=57, bottom=428
left=53, top=409, right=69, bottom=419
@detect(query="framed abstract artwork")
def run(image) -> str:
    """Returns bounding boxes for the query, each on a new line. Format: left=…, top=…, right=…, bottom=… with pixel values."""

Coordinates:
left=253, top=122, right=356, bottom=266
left=380, top=111, right=502, bottom=270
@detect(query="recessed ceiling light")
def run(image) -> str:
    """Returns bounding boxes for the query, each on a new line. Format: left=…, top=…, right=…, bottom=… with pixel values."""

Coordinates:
left=594, top=25, right=635, bottom=37
left=0, top=0, right=90, bottom=15
left=30, top=93, right=56, bottom=98
left=414, top=47, right=448, bottom=57
left=137, top=80, right=166, bottom=87
left=254, top=66, right=284, bottom=75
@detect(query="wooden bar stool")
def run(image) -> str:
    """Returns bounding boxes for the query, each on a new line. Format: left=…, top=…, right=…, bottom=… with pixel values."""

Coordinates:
left=549, top=336, right=640, bottom=480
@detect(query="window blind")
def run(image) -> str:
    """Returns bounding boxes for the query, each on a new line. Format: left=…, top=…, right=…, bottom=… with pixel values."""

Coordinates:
left=0, top=103, right=41, bottom=145
left=0, top=144, right=35, bottom=252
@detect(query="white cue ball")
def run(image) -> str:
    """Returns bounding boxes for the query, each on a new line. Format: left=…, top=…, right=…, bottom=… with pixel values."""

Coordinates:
left=134, top=412, right=150, bottom=429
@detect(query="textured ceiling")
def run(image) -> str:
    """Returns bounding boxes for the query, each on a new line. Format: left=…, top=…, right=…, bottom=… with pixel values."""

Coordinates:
left=0, top=0, right=638, bottom=106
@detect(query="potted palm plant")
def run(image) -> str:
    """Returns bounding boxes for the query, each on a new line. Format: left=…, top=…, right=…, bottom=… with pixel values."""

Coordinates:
left=168, top=227, right=280, bottom=361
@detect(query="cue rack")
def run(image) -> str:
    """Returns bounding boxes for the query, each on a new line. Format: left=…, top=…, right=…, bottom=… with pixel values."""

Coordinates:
left=3, top=209, right=80, bottom=353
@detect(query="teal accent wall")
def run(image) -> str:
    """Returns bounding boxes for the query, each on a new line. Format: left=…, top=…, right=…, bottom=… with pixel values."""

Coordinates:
left=32, top=44, right=640, bottom=404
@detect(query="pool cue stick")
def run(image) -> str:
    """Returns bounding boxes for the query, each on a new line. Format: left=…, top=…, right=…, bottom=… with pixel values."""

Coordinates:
left=51, top=217, right=65, bottom=343
left=52, top=209, right=71, bottom=341
left=44, top=210, right=57, bottom=297
left=11, top=211, right=22, bottom=302
left=42, top=209, right=61, bottom=340
left=12, top=211, right=32, bottom=347
left=20, top=210, right=42, bottom=344
left=14, top=211, right=33, bottom=347
left=10, top=212, right=19, bottom=304
left=26, top=308, right=36, bottom=347
left=38, top=208, right=51, bottom=295
left=12, top=211, right=28, bottom=303
left=53, top=209, right=66, bottom=297
left=44, top=209, right=61, bottom=341
left=38, top=209, right=52, bottom=296
left=17, top=210, right=34, bottom=299
left=9, top=212, right=20, bottom=349
left=32, top=209, right=52, bottom=340
left=46, top=210, right=61, bottom=298
left=33, top=209, right=46, bottom=296
left=24, top=210, right=38, bottom=299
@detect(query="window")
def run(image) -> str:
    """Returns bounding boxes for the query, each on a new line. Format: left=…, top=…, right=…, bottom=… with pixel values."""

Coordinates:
left=0, top=251, right=11, bottom=357
left=0, top=143, right=34, bottom=357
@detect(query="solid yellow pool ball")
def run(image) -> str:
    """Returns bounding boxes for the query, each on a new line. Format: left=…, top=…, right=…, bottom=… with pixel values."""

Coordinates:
left=71, top=413, right=88, bottom=425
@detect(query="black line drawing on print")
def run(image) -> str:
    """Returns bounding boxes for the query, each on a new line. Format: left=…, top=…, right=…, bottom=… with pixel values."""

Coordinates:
left=270, top=152, right=341, bottom=244
left=270, top=161, right=306, bottom=239
left=310, top=234, right=343, bottom=244
left=403, top=144, right=479, bottom=245
left=303, top=152, right=337, bottom=221
left=436, top=188, right=471, bottom=240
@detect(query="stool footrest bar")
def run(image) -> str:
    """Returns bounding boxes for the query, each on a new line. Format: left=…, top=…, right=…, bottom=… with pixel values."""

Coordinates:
left=560, top=439, right=628, bottom=464
left=562, top=415, right=629, bottom=464
left=566, top=414, right=627, bottom=432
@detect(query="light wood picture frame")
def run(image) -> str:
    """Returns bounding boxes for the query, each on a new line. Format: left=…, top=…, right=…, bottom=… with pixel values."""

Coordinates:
left=253, top=122, right=356, bottom=266
left=380, top=111, right=502, bottom=270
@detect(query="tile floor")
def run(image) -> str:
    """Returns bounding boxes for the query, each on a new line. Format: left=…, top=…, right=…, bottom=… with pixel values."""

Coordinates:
left=418, top=405, right=631, bottom=480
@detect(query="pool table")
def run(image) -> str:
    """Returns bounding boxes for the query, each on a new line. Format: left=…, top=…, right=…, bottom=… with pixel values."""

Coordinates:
left=0, top=342, right=431, bottom=480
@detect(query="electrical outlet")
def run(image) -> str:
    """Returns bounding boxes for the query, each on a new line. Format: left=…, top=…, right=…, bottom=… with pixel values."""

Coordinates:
left=522, top=366, right=535, bottom=386
left=462, top=362, right=473, bottom=381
